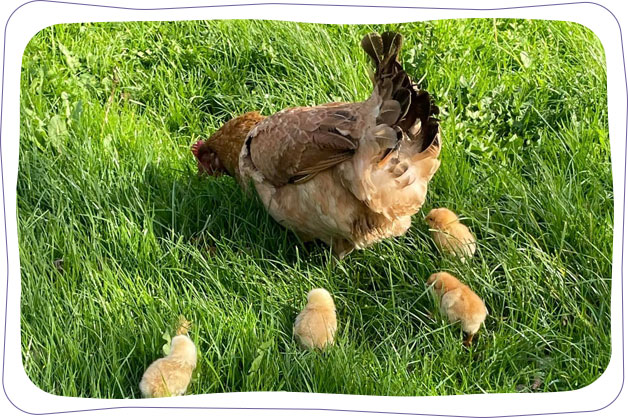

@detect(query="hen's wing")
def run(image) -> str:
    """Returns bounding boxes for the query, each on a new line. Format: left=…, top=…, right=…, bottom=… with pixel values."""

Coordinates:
left=247, top=103, right=367, bottom=187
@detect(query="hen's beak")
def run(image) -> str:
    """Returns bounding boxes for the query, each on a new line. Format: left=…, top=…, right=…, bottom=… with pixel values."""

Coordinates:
left=191, top=140, right=204, bottom=158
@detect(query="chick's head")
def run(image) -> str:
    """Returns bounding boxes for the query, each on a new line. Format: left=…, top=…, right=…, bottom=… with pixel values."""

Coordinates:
left=307, top=288, right=335, bottom=309
left=427, top=272, right=462, bottom=296
left=425, top=208, right=459, bottom=229
left=170, top=335, right=197, bottom=366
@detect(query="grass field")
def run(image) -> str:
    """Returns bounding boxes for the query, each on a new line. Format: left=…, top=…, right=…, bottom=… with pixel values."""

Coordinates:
left=18, top=19, right=611, bottom=397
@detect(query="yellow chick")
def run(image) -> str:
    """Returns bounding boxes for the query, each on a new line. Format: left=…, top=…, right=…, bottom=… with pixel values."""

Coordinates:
left=425, top=208, right=476, bottom=261
left=427, top=272, right=488, bottom=346
left=293, top=288, right=337, bottom=350
left=139, top=319, right=197, bottom=398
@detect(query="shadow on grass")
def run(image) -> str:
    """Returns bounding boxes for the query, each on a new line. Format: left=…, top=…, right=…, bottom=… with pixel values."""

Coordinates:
left=118, top=161, right=339, bottom=269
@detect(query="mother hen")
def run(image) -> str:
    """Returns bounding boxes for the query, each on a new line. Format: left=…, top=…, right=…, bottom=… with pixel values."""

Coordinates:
left=193, top=32, right=441, bottom=257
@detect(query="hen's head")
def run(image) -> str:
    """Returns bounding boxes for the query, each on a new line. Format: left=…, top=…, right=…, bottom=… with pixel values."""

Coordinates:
left=191, top=140, right=227, bottom=176
left=192, top=112, right=266, bottom=178
left=425, top=207, right=459, bottom=229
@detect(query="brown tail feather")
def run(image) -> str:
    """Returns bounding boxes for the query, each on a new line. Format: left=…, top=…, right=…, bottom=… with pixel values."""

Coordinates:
left=361, top=31, right=440, bottom=153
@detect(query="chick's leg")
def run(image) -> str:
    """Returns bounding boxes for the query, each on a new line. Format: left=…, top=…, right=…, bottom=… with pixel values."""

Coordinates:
left=463, top=332, right=475, bottom=347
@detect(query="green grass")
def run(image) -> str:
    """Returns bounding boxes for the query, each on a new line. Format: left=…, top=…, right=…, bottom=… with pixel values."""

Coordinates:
left=18, top=19, right=611, bottom=398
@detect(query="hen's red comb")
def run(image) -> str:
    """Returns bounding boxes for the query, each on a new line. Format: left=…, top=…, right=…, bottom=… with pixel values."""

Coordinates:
left=191, top=140, right=204, bottom=158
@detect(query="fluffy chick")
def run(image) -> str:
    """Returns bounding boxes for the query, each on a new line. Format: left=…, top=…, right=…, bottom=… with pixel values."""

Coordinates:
left=427, top=272, right=488, bottom=346
left=293, top=288, right=337, bottom=350
left=139, top=325, right=197, bottom=398
left=425, top=208, right=476, bottom=261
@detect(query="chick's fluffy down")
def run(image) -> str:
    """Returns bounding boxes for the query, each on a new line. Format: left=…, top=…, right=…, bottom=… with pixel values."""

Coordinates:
left=294, top=288, right=337, bottom=350
left=139, top=335, right=197, bottom=398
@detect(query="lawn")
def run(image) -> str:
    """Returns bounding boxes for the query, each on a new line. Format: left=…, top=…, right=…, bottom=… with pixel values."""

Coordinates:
left=18, top=19, right=611, bottom=397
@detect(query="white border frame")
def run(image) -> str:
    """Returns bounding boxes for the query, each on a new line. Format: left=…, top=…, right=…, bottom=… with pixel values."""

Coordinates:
left=0, top=1, right=625, bottom=417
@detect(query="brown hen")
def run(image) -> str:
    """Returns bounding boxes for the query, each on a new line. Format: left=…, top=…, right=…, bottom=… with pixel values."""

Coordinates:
left=194, top=32, right=441, bottom=257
